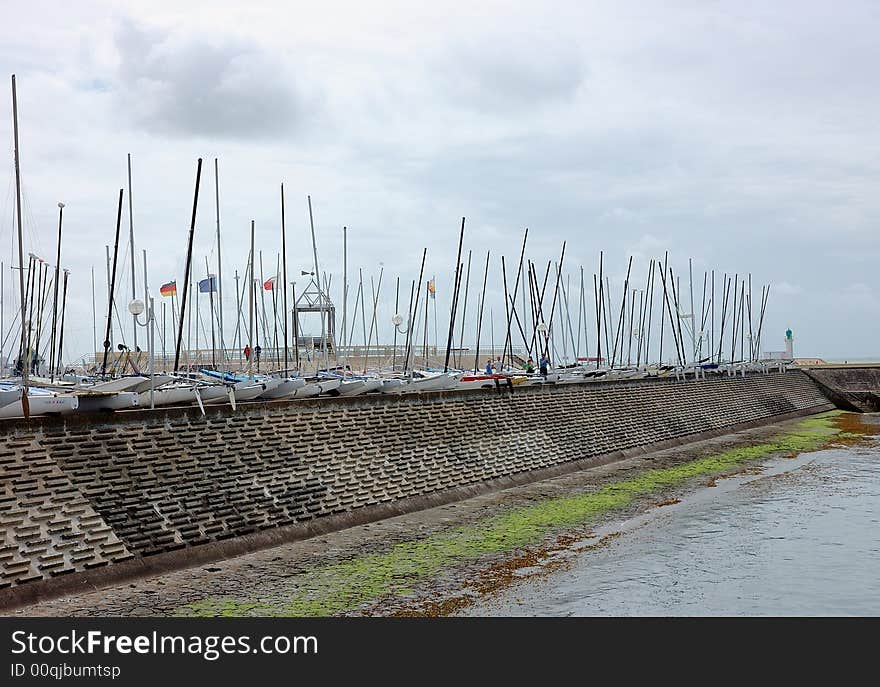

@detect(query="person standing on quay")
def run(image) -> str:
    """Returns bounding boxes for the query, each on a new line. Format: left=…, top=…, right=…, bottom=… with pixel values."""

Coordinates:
left=539, top=352, right=550, bottom=377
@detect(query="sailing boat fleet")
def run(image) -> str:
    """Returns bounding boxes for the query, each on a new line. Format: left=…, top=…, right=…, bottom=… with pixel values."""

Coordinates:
left=1, top=75, right=784, bottom=421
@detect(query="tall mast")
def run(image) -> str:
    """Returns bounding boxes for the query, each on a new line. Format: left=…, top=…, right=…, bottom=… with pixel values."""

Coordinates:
left=1, top=260, right=4, bottom=374
left=214, top=158, right=224, bottom=367
left=392, top=275, right=399, bottom=370
left=280, top=183, right=289, bottom=375
left=248, top=220, right=255, bottom=378
left=688, top=257, right=696, bottom=360
left=11, top=75, right=29, bottom=408
left=101, top=189, right=124, bottom=377
left=127, top=153, right=137, bottom=351
left=48, top=202, right=64, bottom=381
left=456, top=251, right=472, bottom=370
left=91, top=266, right=96, bottom=362
left=173, top=158, right=202, bottom=372
left=472, top=250, right=490, bottom=373
left=342, top=226, right=347, bottom=368
left=205, top=257, right=216, bottom=368
left=56, top=270, right=69, bottom=377
left=443, top=217, right=466, bottom=372
left=306, top=195, right=327, bottom=369
left=500, top=227, right=527, bottom=370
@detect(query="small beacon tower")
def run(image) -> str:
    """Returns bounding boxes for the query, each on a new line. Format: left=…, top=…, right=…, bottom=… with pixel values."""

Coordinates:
left=784, top=329, right=794, bottom=359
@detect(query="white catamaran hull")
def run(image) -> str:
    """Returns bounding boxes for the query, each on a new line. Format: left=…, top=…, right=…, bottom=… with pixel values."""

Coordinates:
left=316, top=379, right=342, bottom=395
left=0, top=394, right=79, bottom=418
left=138, top=386, right=198, bottom=407
left=291, top=382, right=323, bottom=398
left=198, top=385, right=235, bottom=405
left=232, top=381, right=268, bottom=402
left=0, top=388, right=22, bottom=409
left=258, top=378, right=306, bottom=399
left=76, top=391, right=140, bottom=412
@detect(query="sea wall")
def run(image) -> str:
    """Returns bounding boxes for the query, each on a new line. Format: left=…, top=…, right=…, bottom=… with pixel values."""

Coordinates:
left=800, top=366, right=880, bottom=412
left=0, top=369, right=832, bottom=608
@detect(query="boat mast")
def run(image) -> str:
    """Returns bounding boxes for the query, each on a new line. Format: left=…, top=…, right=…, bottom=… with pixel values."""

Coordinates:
left=280, top=183, right=288, bottom=375
left=456, top=250, right=472, bottom=370
left=306, top=196, right=327, bottom=370
left=214, top=159, right=224, bottom=367
left=56, top=269, right=69, bottom=377
left=173, top=158, right=202, bottom=373
left=342, top=226, right=347, bottom=369
left=1, top=261, right=4, bottom=374
left=101, top=189, right=124, bottom=377
left=48, top=202, right=64, bottom=380
left=205, top=257, right=216, bottom=368
left=248, top=220, right=254, bottom=378
left=443, top=217, right=466, bottom=372
left=472, top=250, right=490, bottom=374
left=11, top=75, right=29, bottom=412
left=392, top=275, right=399, bottom=370
left=127, top=153, right=137, bottom=352
left=91, top=266, right=96, bottom=363
left=500, top=227, right=527, bottom=371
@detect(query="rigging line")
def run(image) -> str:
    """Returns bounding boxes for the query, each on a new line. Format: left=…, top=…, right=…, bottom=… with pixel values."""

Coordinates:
left=110, top=299, right=128, bottom=346
left=18, top=180, right=45, bottom=257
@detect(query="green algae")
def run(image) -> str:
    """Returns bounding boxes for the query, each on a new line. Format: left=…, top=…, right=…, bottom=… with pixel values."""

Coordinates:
left=179, top=411, right=852, bottom=618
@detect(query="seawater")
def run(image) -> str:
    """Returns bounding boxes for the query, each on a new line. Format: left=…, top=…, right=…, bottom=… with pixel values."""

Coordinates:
left=463, top=439, right=880, bottom=616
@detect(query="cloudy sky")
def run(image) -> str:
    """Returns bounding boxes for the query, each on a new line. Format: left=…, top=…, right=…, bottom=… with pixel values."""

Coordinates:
left=1, top=0, right=878, bottom=366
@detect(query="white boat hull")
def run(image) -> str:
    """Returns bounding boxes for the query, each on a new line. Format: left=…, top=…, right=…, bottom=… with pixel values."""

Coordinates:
left=0, top=388, right=22, bottom=409
left=76, top=391, right=140, bottom=412
left=138, top=386, right=197, bottom=407
left=89, top=376, right=149, bottom=393
left=291, top=382, right=323, bottom=398
left=259, top=378, right=307, bottom=399
left=0, top=394, right=79, bottom=418
left=233, top=381, right=267, bottom=402
left=317, top=379, right=342, bottom=395
left=198, top=385, right=235, bottom=404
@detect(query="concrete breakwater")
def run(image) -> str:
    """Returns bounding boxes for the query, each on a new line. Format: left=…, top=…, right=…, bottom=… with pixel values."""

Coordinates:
left=800, top=365, right=880, bottom=412
left=0, top=370, right=832, bottom=609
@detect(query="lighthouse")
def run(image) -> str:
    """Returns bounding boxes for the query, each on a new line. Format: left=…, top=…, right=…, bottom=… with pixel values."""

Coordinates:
left=784, top=328, right=794, bottom=359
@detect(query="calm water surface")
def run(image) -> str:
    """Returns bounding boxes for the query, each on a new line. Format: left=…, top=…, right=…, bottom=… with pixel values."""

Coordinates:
left=464, top=440, right=880, bottom=616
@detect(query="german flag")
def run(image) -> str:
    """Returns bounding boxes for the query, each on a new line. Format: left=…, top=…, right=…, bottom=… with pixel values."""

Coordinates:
left=160, top=281, right=177, bottom=297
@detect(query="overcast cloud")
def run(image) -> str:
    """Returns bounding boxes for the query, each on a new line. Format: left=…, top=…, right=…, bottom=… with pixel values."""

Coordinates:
left=0, top=0, right=878, bottom=363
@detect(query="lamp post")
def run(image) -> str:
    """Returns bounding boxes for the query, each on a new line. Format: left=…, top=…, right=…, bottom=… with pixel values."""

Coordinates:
left=128, top=296, right=155, bottom=408
left=391, top=313, right=413, bottom=376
